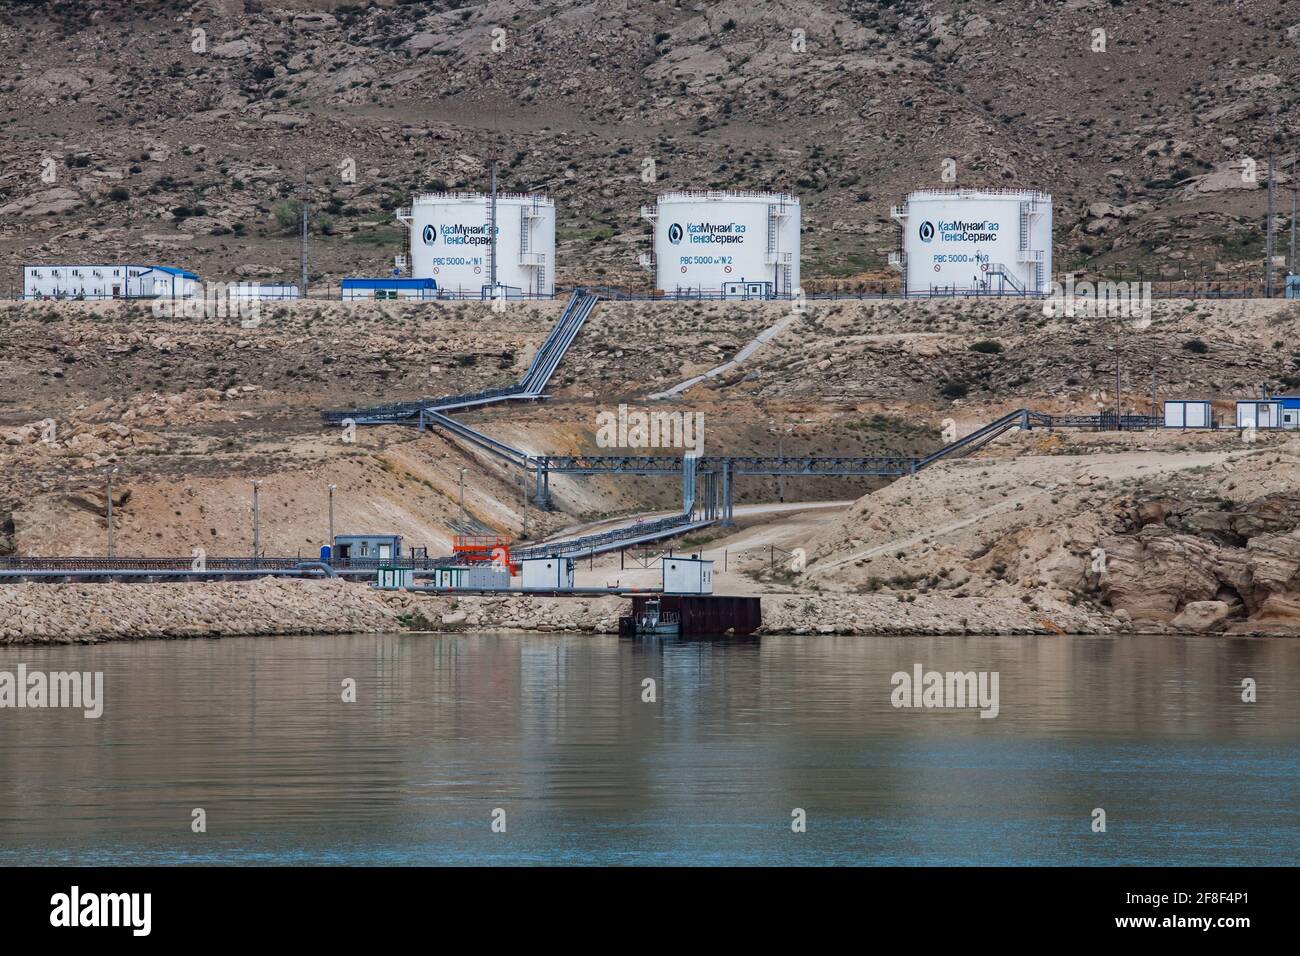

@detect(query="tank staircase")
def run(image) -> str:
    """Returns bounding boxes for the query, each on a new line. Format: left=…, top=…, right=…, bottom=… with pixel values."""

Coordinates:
left=520, top=198, right=547, bottom=294
left=986, top=264, right=1025, bottom=295
left=1017, top=196, right=1047, bottom=292
left=766, top=199, right=794, bottom=294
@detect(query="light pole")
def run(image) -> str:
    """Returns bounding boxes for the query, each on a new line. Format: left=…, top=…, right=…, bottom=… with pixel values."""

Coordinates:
left=459, top=468, right=467, bottom=522
left=327, top=484, right=336, bottom=557
left=106, top=467, right=117, bottom=558
left=252, top=480, right=262, bottom=563
left=519, top=468, right=528, bottom=539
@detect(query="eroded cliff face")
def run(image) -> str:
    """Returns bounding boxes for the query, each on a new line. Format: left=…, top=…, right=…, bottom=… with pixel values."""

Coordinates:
left=1098, top=494, right=1300, bottom=633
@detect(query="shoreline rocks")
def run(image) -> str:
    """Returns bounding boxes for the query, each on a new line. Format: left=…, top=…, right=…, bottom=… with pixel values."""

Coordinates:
left=1, top=580, right=1294, bottom=646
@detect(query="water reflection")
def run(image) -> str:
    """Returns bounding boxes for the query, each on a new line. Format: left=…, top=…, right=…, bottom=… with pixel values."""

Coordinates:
left=0, top=632, right=1295, bottom=865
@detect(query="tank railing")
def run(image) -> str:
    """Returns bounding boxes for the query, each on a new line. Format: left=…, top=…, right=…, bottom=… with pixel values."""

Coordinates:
left=901, top=187, right=1052, bottom=201
left=651, top=190, right=799, bottom=203
left=410, top=191, right=553, bottom=204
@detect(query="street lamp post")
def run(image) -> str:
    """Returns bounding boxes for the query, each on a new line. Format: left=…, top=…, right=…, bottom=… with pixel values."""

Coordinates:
left=459, top=468, right=467, bottom=522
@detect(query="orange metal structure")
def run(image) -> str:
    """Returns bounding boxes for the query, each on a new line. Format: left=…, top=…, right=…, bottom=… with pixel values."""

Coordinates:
left=452, top=535, right=518, bottom=575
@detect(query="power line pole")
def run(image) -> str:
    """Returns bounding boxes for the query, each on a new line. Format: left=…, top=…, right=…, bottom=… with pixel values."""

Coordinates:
left=487, top=152, right=499, bottom=293
left=1265, top=155, right=1276, bottom=297
left=252, top=480, right=262, bottom=562
left=1290, top=189, right=1297, bottom=276
left=300, top=189, right=309, bottom=298
left=520, top=468, right=528, bottom=539
left=106, top=467, right=116, bottom=558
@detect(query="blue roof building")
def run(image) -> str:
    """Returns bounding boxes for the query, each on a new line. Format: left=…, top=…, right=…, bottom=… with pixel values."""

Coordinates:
left=341, top=277, right=439, bottom=301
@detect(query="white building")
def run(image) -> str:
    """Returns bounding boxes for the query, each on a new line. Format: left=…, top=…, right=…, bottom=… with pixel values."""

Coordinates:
left=340, top=277, right=440, bottom=301
left=1236, top=400, right=1283, bottom=430
left=890, top=188, right=1052, bottom=295
left=520, top=556, right=575, bottom=590
left=641, top=191, right=800, bottom=299
left=398, top=192, right=555, bottom=298
left=1163, top=400, right=1213, bottom=429
left=661, top=555, right=713, bottom=595
left=23, top=264, right=200, bottom=300
left=229, top=283, right=299, bottom=300
left=375, top=567, right=414, bottom=590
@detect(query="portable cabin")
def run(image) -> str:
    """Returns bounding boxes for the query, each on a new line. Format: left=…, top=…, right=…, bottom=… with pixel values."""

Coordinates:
left=1236, top=400, right=1282, bottom=430
left=23, top=264, right=199, bottom=300
left=332, top=533, right=403, bottom=563
left=341, top=277, right=439, bottom=301
left=520, top=556, right=575, bottom=590
left=229, top=282, right=300, bottom=300
left=1278, top=395, right=1300, bottom=430
left=375, top=567, right=414, bottom=590
left=432, top=565, right=510, bottom=590
left=661, top=555, right=714, bottom=595
left=1163, top=400, right=1213, bottom=429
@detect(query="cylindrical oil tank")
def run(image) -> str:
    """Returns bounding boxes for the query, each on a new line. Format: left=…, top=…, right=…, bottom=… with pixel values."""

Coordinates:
left=892, top=188, right=1052, bottom=295
left=642, top=191, right=800, bottom=298
left=401, top=192, right=555, bottom=297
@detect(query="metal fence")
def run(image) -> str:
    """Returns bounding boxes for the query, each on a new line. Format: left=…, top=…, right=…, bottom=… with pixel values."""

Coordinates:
left=6, top=282, right=1288, bottom=304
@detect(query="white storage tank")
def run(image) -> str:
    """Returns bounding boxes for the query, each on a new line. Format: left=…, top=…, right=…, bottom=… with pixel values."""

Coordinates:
left=890, top=188, right=1052, bottom=295
left=641, top=191, right=800, bottom=298
left=399, top=192, right=555, bottom=298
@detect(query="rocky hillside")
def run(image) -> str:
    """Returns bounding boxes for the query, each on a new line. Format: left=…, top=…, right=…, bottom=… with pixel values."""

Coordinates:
left=0, top=0, right=1296, bottom=292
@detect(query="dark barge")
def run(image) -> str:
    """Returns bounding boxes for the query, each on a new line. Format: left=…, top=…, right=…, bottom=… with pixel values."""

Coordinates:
left=619, top=594, right=761, bottom=637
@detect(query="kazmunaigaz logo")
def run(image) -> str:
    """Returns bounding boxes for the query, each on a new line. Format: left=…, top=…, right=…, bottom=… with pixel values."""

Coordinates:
left=422, top=224, right=436, bottom=245
left=919, top=220, right=935, bottom=243
left=667, top=222, right=684, bottom=244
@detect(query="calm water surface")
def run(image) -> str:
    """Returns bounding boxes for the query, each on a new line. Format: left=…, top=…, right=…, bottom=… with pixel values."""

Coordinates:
left=0, top=632, right=1296, bottom=865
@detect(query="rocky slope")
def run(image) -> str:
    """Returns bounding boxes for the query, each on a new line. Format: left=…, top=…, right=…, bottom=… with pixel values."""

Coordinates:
left=0, top=0, right=1295, bottom=290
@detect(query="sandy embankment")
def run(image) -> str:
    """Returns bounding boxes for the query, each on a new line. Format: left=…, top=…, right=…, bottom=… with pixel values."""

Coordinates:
left=0, top=576, right=1122, bottom=645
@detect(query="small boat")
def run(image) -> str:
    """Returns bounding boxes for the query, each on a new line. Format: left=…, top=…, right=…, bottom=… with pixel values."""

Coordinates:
left=624, top=598, right=679, bottom=636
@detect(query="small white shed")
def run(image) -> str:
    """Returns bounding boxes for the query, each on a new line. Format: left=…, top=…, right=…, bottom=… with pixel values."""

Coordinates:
left=662, top=555, right=714, bottom=595
left=1164, top=400, right=1212, bottom=429
left=521, top=556, right=575, bottom=590
left=1236, top=400, right=1282, bottom=430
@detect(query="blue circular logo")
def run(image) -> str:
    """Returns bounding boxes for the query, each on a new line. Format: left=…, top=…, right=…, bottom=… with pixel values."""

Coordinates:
left=667, top=223, right=683, bottom=245
left=919, top=220, right=935, bottom=243
left=422, top=224, right=436, bottom=245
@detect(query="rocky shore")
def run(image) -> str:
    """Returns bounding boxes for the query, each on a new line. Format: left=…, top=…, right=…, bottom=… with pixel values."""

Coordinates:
left=0, top=577, right=1128, bottom=645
